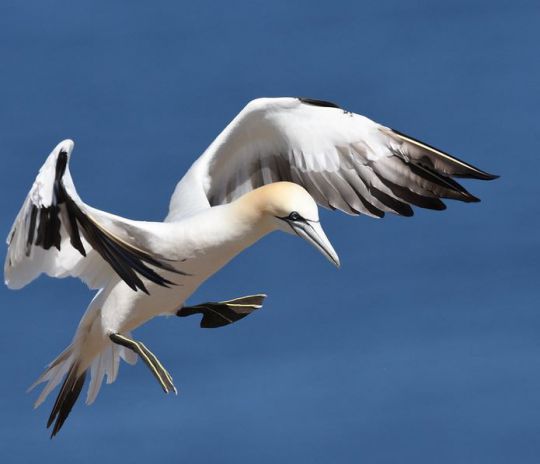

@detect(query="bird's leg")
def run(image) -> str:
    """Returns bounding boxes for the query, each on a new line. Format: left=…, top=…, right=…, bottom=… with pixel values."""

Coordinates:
left=177, top=294, right=267, bottom=328
left=109, top=333, right=177, bottom=394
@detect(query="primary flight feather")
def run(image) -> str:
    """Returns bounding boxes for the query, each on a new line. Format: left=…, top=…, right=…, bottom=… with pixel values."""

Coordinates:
left=5, top=97, right=497, bottom=436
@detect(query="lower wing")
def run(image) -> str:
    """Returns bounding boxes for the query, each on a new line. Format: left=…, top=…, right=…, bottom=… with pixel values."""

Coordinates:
left=5, top=140, right=184, bottom=294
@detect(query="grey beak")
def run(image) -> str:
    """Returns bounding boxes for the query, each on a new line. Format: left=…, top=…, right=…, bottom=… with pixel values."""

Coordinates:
left=289, top=220, right=340, bottom=268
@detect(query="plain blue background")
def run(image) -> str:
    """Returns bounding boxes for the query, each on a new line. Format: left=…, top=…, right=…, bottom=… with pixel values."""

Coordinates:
left=0, top=0, right=538, bottom=462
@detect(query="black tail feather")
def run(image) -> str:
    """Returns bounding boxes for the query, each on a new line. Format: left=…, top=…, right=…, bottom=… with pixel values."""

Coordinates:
left=47, top=363, right=86, bottom=438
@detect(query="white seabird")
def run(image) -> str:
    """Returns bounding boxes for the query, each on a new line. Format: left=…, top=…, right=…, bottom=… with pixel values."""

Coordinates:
left=4, top=97, right=497, bottom=436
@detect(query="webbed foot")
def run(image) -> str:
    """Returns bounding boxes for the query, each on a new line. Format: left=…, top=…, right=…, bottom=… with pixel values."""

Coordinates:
left=177, top=294, right=267, bottom=328
left=109, top=333, right=176, bottom=394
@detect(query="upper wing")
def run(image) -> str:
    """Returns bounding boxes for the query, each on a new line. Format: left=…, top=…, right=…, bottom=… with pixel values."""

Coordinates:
left=5, top=140, right=183, bottom=293
left=166, top=97, right=497, bottom=221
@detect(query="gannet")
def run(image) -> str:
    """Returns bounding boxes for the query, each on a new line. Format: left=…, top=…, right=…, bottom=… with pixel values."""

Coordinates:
left=4, top=97, right=497, bottom=436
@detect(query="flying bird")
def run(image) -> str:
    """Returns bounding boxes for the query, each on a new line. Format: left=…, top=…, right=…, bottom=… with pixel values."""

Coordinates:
left=4, top=97, right=497, bottom=436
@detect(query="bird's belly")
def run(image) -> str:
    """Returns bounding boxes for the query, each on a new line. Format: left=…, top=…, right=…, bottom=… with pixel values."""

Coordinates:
left=99, top=250, right=236, bottom=334
left=99, top=278, right=194, bottom=334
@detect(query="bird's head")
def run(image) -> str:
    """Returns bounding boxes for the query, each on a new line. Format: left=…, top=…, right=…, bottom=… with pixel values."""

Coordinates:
left=243, top=182, right=340, bottom=268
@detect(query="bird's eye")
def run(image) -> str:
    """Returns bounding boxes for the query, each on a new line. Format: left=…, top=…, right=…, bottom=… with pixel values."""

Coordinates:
left=288, top=211, right=302, bottom=221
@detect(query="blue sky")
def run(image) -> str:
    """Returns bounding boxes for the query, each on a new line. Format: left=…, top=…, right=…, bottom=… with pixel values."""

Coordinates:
left=0, top=0, right=538, bottom=462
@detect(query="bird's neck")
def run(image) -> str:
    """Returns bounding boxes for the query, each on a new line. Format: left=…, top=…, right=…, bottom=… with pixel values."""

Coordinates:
left=170, top=184, right=291, bottom=276
left=175, top=197, right=275, bottom=268
left=219, top=197, right=275, bottom=251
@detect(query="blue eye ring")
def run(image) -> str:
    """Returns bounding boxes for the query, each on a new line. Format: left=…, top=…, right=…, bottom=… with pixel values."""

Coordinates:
left=288, top=211, right=302, bottom=221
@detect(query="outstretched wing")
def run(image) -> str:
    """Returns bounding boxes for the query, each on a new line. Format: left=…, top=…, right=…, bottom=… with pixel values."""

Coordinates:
left=166, top=97, right=497, bottom=221
left=5, top=140, right=183, bottom=293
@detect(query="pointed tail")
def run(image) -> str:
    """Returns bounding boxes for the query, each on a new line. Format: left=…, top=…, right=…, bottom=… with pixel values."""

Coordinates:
left=29, top=334, right=137, bottom=438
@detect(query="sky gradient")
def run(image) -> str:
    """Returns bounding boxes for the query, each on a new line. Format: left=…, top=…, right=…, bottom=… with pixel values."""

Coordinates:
left=0, top=1, right=538, bottom=462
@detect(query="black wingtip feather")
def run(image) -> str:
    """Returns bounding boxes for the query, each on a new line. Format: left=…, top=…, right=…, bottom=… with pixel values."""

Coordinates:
left=35, top=206, right=62, bottom=250
left=298, top=97, right=341, bottom=109
left=405, top=161, right=475, bottom=201
left=63, top=201, right=86, bottom=256
left=370, top=186, right=414, bottom=217
left=25, top=205, right=38, bottom=256
left=55, top=150, right=69, bottom=181
left=377, top=177, right=447, bottom=211
left=464, top=194, right=481, bottom=203
left=70, top=202, right=183, bottom=292
left=390, top=128, right=499, bottom=181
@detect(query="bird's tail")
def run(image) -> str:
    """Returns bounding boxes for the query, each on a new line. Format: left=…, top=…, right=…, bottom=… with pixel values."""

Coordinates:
left=29, top=333, right=137, bottom=437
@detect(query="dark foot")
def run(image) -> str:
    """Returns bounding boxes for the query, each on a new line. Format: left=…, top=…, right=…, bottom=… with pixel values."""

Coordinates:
left=177, top=294, right=267, bottom=328
left=109, top=333, right=176, bottom=394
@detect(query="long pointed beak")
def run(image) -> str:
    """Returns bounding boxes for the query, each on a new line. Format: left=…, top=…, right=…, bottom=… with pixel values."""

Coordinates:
left=290, top=220, right=340, bottom=268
